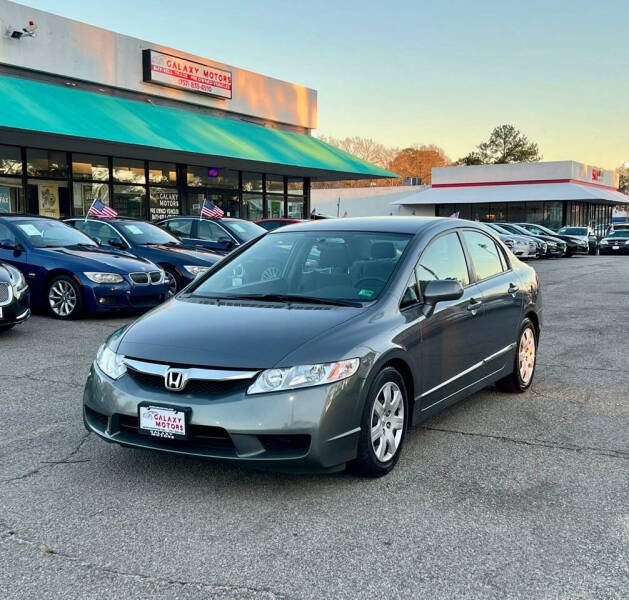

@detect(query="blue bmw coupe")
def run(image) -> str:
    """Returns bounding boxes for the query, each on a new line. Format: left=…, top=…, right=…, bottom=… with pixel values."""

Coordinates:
left=0, top=216, right=169, bottom=319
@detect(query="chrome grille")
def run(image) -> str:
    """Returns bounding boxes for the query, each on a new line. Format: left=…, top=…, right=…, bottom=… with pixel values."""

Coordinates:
left=149, top=271, right=162, bottom=283
left=0, top=283, right=10, bottom=306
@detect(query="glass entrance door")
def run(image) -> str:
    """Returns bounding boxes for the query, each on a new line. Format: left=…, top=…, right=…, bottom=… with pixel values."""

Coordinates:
left=184, top=190, right=240, bottom=217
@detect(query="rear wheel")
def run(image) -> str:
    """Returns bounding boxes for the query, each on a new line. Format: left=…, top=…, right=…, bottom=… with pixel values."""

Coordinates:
left=353, top=367, right=408, bottom=477
left=496, top=318, right=537, bottom=393
left=47, top=275, right=83, bottom=320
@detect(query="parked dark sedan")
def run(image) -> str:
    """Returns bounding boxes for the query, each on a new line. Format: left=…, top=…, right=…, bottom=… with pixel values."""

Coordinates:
left=599, top=230, right=629, bottom=254
left=254, top=218, right=304, bottom=232
left=0, top=216, right=169, bottom=319
left=497, top=223, right=566, bottom=257
left=84, top=217, right=541, bottom=476
left=516, top=223, right=589, bottom=256
left=0, top=260, right=30, bottom=331
left=157, top=216, right=265, bottom=255
left=65, top=218, right=222, bottom=295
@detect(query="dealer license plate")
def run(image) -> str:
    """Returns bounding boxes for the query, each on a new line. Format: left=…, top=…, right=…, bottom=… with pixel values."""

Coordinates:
left=612, top=245, right=620, bottom=250
left=138, top=404, right=188, bottom=440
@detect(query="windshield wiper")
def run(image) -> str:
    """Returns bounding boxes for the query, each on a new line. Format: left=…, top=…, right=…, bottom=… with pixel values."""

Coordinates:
left=204, top=293, right=362, bottom=307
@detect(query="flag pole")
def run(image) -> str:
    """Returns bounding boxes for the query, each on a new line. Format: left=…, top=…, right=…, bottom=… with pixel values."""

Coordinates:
left=85, top=198, right=96, bottom=222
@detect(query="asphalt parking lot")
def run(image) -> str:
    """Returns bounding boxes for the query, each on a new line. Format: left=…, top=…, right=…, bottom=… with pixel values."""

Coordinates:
left=1, top=255, right=627, bottom=599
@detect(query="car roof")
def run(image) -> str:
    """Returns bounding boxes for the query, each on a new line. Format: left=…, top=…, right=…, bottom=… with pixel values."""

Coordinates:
left=272, top=216, right=450, bottom=235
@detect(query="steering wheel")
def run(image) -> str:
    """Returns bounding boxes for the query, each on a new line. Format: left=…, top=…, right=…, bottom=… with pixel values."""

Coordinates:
left=354, top=277, right=387, bottom=290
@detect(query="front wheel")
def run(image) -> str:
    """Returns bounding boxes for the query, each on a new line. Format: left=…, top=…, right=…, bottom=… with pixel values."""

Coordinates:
left=496, top=318, right=537, bottom=393
left=162, top=267, right=180, bottom=297
left=352, top=367, right=408, bottom=477
left=47, top=275, right=83, bottom=320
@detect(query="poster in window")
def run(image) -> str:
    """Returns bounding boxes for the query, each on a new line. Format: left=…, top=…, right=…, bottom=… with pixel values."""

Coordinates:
left=38, top=183, right=60, bottom=218
left=0, top=186, right=10, bottom=213
left=149, top=189, right=180, bottom=221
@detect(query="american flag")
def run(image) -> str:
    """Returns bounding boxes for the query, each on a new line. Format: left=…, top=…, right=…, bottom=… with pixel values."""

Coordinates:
left=201, top=199, right=224, bottom=219
left=88, top=199, right=118, bottom=219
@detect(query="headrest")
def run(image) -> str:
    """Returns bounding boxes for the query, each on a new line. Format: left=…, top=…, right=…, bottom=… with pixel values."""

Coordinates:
left=371, top=242, right=395, bottom=259
left=319, top=244, right=349, bottom=269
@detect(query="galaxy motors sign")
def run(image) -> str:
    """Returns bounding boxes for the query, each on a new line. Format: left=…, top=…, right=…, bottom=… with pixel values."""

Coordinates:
left=142, top=49, right=232, bottom=99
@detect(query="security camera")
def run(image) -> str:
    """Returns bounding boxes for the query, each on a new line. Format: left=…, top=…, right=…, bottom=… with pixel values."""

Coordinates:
left=6, top=20, right=37, bottom=39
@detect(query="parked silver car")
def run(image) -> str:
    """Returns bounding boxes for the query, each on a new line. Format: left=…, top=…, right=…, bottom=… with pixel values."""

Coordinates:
left=485, top=223, right=538, bottom=259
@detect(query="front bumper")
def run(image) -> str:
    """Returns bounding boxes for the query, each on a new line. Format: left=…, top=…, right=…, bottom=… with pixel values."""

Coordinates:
left=83, top=363, right=365, bottom=472
left=82, top=280, right=169, bottom=312
left=600, top=244, right=629, bottom=255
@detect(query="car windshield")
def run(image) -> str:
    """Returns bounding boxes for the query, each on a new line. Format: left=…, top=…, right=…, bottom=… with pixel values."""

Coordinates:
left=559, top=227, right=587, bottom=235
left=222, top=220, right=265, bottom=241
left=522, top=223, right=554, bottom=235
left=501, top=224, right=532, bottom=236
left=488, top=223, right=512, bottom=235
left=607, top=230, right=629, bottom=239
left=188, top=230, right=412, bottom=304
left=15, top=219, right=98, bottom=248
left=118, top=221, right=181, bottom=245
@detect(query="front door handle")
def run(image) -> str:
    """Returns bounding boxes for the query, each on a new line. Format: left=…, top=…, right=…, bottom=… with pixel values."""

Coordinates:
left=508, top=283, right=519, bottom=295
left=467, top=298, right=482, bottom=313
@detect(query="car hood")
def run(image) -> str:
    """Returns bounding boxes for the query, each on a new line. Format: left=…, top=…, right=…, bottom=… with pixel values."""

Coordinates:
left=135, top=244, right=221, bottom=266
left=117, top=296, right=364, bottom=369
left=37, top=247, right=156, bottom=272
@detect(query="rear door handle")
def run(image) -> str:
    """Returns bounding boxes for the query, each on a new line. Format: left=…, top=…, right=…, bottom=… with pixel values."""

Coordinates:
left=467, top=298, right=482, bottom=312
left=508, top=283, right=519, bottom=294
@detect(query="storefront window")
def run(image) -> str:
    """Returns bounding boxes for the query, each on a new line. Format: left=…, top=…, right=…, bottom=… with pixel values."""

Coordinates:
left=287, top=197, right=304, bottom=219
left=242, top=172, right=263, bottom=192
left=543, top=201, right=562, bottom=230
left=112, top=185, right=146, bottom=218
left=287, top=177, right=304, bottom=195
left=72, top=154, right=109, bottom=181
left=113, top=158, right=146, bottom=184
left=148, top=162, right=177, bottom=185
left=186, top=166, right=238, bottom=188
left=471, top=204, right=489, bottom=222
left=149, top=187, right=180, bottom=221
left=0, top=178, right=24, bottom=214
left=26, top=180, right=70, bottom=217
left=506, top=203, right=526, bottom=223
left=26, top=149, right=68, bottom=178
left=72, top=182, right=109, bottom=216
left=488, top=203, right=506, bottom=222
left=266, top=175, right=284, bottom=193
left=242, top=193, right=263, bottom=220
left=268, top=196, right=285, bottom=218
left=0, top=145, right=23, bottom=176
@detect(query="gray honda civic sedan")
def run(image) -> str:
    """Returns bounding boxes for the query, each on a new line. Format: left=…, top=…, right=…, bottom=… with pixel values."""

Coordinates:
left=84, top=217, right=541, bottom=476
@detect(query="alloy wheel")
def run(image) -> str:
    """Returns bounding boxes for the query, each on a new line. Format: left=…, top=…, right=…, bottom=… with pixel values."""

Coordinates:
left=519, top=326, right=536, bottom=384
left=370, top=381, right=405, bottom=462
left=49, top=280, right=77, bottom=317
left=164, top=271, right=177, bottom=296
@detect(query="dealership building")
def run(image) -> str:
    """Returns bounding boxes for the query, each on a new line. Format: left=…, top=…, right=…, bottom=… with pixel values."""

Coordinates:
left=0, top=1, right=392, bottom=221
left=393, top=161, right=629, bottom=231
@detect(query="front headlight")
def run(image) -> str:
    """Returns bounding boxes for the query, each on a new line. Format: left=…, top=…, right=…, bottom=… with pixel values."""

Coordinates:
left=600, top=240, right=608, bottom=244
left=95, top=344, right=127, bottom=380
left=84, top=272, right=124, bottom=284
left=183, top=265, right=210, bottom=277
left=247, top=358, right=360, bottom=395
left=5, top=264, right=28, bottom=297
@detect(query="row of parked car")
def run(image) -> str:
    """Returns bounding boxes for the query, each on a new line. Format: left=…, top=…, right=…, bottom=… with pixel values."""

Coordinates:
left=1, top=213, right=627, bottom=330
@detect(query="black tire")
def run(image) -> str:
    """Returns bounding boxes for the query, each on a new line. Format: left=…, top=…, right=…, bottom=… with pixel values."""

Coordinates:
left=47, top=275, right=83, bottom=320
left=352, top=367, right=408, bottom=477
left=496, top=318, right=537, bottom=393
left=0, top=324, right=16, bottom=332
left=162, top=266, right=180, bottom=296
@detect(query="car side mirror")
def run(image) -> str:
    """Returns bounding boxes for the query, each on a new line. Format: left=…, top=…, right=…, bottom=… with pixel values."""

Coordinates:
left=218, top=237, right=235, bottom=249
left=108, top=238, right=126, bottom=249
left=421, top=280, right=464, bottom=316
left=93, top=237, right=102, bottom=246
left=0, top=239, right=22, bottom=252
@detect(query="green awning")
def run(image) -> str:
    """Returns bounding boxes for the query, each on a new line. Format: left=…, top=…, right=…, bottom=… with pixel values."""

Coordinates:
left=0, top=74, right=397, bottom=181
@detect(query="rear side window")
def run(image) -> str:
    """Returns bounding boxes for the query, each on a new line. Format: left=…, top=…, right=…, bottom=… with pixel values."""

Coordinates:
left=462, top=230, right=505, bottom=281
left=163, top=218, right=192, bottom=237
left=416, top=232, right=469, bottom=293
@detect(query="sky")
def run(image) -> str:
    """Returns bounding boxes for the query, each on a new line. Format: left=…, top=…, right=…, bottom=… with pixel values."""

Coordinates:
left=18, top=0, right=629, bottom=169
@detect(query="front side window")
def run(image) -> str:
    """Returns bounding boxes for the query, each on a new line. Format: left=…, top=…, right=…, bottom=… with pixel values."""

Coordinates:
left=416, top=232, right=469, bottom=293
left=198, top=219, right=228, bottom=242
left=400, top=272, right=420, bottom=309
left=73, top=220, right=123, bottom=245
left=461, top=230, right=505, bottom=281
left=15, top=219, right=97, bottom=248
left=162, top=218, right=192, bottom=237
left=222, top=220, right=265, bottom=242
left=190, top=231, right=412, bottom=303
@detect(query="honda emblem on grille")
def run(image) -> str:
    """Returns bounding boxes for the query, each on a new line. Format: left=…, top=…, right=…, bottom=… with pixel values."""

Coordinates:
left=164, top=368, right=187, bottom=391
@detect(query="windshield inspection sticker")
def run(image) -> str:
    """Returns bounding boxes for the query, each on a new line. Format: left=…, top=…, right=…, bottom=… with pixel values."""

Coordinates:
left=123, top=225, right=144, bottom=235
left=358, top=289, right=374, bottom=298
left=17, top=224, right=42, bottom=236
